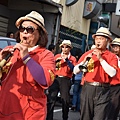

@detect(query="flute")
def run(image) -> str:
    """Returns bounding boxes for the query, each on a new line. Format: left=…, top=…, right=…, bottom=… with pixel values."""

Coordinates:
left=0, top=49, right=15, bottom=68
left=0, top=41, right=22, bottom=68
left=0, top=50, right=14, bottom=83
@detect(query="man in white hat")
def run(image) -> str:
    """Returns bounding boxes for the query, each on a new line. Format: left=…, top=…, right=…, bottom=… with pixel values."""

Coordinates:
left=73, top=27, right=118, bottom=120
left=47, top=40, right=76, bottom=120
left=108, top=38, right=120, bottom=120
left=110, top=38, right=120, bottom=59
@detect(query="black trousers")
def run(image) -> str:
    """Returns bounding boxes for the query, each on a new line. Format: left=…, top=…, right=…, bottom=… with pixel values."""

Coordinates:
left=46, top=79, right=59, bottom=120
left=46, top=77, right=71, bottom=120
left=80, top=83, right=111, bottom=120
left=108, top=85, right=120, bottom=120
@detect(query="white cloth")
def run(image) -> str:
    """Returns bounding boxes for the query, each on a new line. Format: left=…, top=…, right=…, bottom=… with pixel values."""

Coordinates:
left=116, top=56, right=120, bottom=68
left=28, top=45, right=39, bottom=52
left=100, top=60, right=116, bottom=77
left=73, top=62, right=84, bottom=74
left=74, top=60, right=116, bottom=77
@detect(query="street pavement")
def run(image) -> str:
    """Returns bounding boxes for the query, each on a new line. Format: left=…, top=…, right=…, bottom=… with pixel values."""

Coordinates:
left=53, top=102, right=120, bottom=120
left=53, top=102, right=80, bottom=120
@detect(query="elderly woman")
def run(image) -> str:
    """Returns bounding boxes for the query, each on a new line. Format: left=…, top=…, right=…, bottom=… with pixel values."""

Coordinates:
left=0, top=11, right=55, bottom=120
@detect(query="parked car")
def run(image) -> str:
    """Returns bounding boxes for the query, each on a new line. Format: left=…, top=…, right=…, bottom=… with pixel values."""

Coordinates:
left=0, top=36, right=17, bottom=49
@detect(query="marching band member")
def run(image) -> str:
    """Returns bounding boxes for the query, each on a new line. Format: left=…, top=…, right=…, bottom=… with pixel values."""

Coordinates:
left=74, top=27, right=118, bottom=120
left=108, top=38, right=120, bottom=120
left=0, top=11, right=55, bottom=120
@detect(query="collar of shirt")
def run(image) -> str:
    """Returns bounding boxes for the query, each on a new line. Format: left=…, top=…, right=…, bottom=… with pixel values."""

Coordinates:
left=28, top=45, right=39, bottom=52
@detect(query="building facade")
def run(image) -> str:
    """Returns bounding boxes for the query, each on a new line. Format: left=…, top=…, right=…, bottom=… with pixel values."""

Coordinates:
left=56, top=0, right=91, bottom=55
left=0, top=0, right=62, bottom=47
left=0, top=0, right=119, bottom=54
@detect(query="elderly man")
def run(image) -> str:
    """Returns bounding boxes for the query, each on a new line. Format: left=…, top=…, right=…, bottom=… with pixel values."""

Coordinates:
left=108, top=38, right=120, bottom=120
left=74, top=27, right=118, bottom=120
left=46, top=40, right=76, bottom=120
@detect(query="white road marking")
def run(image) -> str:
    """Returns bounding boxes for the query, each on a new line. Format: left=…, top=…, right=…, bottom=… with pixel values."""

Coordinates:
left=54, top=108, right=71, bottom=113
left=54, top=109, right=62, bottom=112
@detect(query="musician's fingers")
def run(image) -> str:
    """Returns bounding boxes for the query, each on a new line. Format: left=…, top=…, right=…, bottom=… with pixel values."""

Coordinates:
left=13, top=43, right=22, bottom=51
left=14, top=43, right=28, bottom=52
left=87, top=53, right=93, bottom=57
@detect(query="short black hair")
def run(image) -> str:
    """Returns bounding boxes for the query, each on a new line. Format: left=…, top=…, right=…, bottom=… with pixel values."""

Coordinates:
left=6, top=32, right=14, bottom=37
left=48, top=44, right=55, bottom=51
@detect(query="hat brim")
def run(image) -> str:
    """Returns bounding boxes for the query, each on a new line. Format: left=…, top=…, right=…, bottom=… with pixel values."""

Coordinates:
left=15, top=16, right=47, bottom=33
left=92, top=33, right=112, bottom=41
left=111, top=42, right=120, bottom=46
left=59, top=43, right=72, bottom=48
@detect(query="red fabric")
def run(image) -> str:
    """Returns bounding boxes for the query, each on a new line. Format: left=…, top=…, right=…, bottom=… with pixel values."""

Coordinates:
left=78, top=49, right=118, bottom=83
left=55, top=54, right=76, bottom=78
left=0, top=46, right=55, bottom=120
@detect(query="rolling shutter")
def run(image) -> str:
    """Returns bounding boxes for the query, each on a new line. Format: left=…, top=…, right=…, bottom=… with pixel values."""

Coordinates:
left=0, top=16, right=8, bottom=36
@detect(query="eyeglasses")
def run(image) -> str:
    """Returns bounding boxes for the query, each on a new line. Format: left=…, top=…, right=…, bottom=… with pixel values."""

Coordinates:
left=61, top=46, right=70, bottom=48
left=19, top=26, right=38, bottom=34
left=111, top=44, right=120, bottom=49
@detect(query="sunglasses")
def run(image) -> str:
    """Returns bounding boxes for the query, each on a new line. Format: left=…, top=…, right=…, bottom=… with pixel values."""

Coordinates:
left=19, top=26, right=38, bottom=34
left=61, top=46, right=70, bottom=48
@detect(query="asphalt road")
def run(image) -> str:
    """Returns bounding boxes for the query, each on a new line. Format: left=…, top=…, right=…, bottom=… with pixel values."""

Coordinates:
left=53, top=102, right=80, bottom=120
left=53, top=102, right=120, bottom=120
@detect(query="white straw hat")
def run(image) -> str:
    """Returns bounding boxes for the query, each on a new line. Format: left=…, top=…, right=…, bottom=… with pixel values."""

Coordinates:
left=59, top=40, right=72, bottom=48
left=92, top=27, right=112, bottom=40
left=15, top=11, right=46, bottom=33
left=111, top=38, right=120, bottom=46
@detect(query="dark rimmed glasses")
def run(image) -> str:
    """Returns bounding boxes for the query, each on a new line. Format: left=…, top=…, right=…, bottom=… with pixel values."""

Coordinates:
left=111, top=44, right=120, bottom=49
left=18, top=26, right=38, bottom=34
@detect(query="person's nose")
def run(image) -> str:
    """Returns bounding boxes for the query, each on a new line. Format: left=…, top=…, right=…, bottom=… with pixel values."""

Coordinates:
left=23, top=29, right=27, bottom=33
left=113, top=46, right=118, bottom=50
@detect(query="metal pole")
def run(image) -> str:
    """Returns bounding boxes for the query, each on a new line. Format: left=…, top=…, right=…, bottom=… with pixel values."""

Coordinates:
left=53, top=14, right=61, bottom=45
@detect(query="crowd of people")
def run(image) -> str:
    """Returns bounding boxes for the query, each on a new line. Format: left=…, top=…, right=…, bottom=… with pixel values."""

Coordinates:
left=0, top=10, right=119, bottom=120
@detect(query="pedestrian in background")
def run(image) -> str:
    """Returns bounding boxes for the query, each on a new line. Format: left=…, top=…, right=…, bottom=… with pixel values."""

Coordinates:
left=71, top=49, right=83, bottom=112
left=108, top=38, right=120, bottom=120
left=55, top=39, right=62, bottom=54
left=74, top=27, right=118, bottom=120
left=46, top=43, right=58, bottom=120
left=6, top=31, right=14, bottom=38
left=71, top=72, right=82, bottom=112
left=48, top=44, right=56, bottom=54
left=0, top=11, right=55, bottom=120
